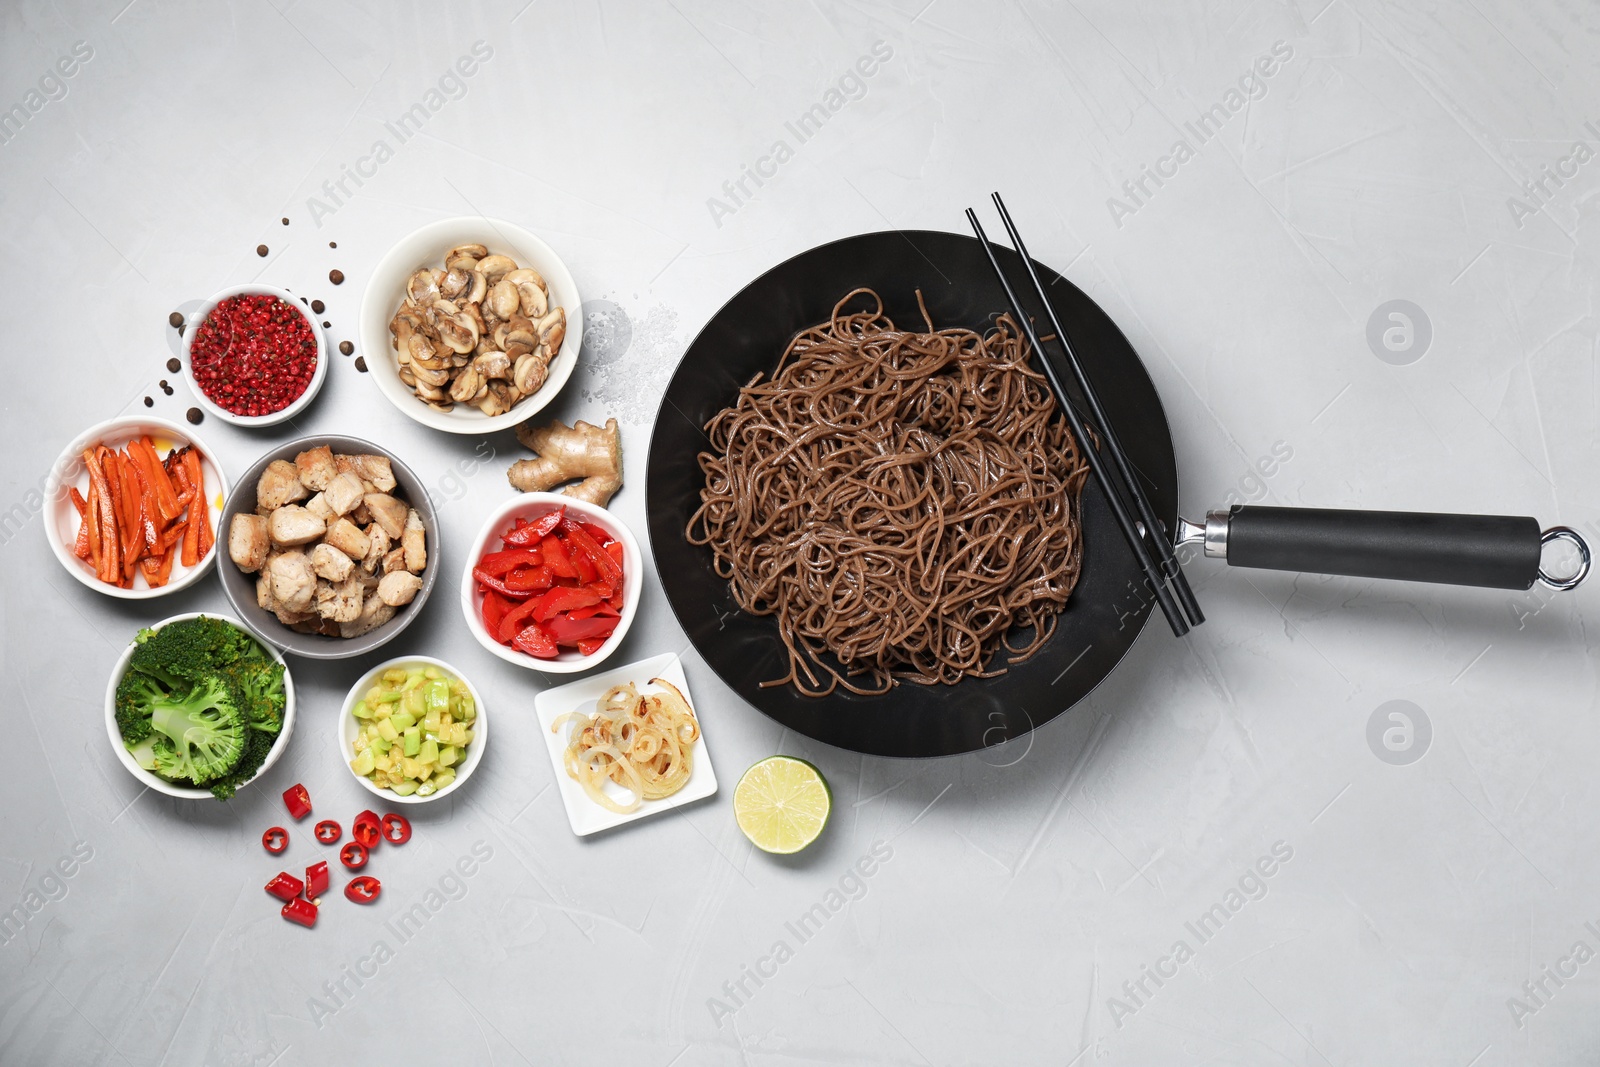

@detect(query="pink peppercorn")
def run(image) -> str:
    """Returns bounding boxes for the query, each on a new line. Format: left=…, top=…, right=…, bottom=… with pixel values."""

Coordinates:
left=190, top=294, right=317, bottom=417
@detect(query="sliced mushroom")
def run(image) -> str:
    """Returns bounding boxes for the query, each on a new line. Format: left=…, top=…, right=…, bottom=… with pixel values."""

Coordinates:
left=440, top=266, right=474, bottom=302
left=474, top=254, right=518, bottom=284
left=397, top=364, right=417, bottom=387
left=462, top=268, right=488, bottom=306
left=406, top=269, right=441, bottom=306
left=473, top=349, right=511, bottom=381
left=505, top=269, right=548, bottom=319
left=536, top=306, right=566, bottom=354
left=430, top=299, right=479, bottom=354
left=476, top=381, right=514, bottom=417
left=445, top=243, right=488, bottom=270
left=513, top=350, right=549, bottom=395
left=488, top=277, right=520, bottom=320
left=415, top=378, right=449, bottom=402
left=412, top=363, right=451, bottom=389
left=449, top=365, right=484, bottom=404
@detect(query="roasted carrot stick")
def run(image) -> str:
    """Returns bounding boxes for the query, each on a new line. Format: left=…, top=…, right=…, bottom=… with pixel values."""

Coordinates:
left=135, top=437, right=181, bottom=524
left=153, top=539, right=177, bottom=585
left=69, top=488, right=90, bottom=560
left=83, top=449, right=118, bottom=584
left=84, top=475, right=102, bottom=572
left=184, top=448, right=212, bottom=560
left=117, top=454, right=143, bottom=578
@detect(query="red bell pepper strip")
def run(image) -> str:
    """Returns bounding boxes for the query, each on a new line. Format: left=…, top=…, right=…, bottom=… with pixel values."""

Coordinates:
left=381, top=813, right=412, bottom=845
left=314, top=819, right=341, bottom=844
left=534, top=585, right=601, bottom=622
left=577, top=637, right=609, bottom=657
left=304, top=861, right=330, bottom=900
left=352, top=810, right=382, bottom=850
left=345, top=876, right=382, bottom=904
left=472, top=567, right=536, bottom=600
left=265, top=872, right=305, bottom=902
left=565, top=601, right=621, bottom=621
left=502, top=565, right=554, bottom=592
left=539, top=535, right=577, bottom=578
left=502, top=509, right=564, bottom=547
left=559, top=518, right=624, bottom=588
left=496, top=596, right=544, bottom=644
left=339, top=841, right=368, bottom=869
left=481, top=589, right=512, bottom=639
left=262, top=827, right=288, bottom=854
left=569, top=540, right=599, bottom=584
left=512, top=621, right=559, bottom=659
left=604, top=541, right=624, bottom=568
left=281, top=897, right=318, bottom=928
left=578, top=522, right=614, bottom=547
left=282, top=783, right=312, bottom=820
left=544, top=613, right=620, bottom=647
left=475, top=548, right=544, bottom=577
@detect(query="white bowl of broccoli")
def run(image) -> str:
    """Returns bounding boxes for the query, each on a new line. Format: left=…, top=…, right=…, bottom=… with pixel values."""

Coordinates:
left=104, top=613, right=296, bottom=800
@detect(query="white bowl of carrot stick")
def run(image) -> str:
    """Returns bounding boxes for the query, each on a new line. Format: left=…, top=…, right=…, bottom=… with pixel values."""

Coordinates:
left=43, top=416, right=229, bottom=599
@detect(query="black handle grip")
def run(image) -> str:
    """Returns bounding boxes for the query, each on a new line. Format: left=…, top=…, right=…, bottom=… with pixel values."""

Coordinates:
left=1224, top=506, right=1542, bottom=590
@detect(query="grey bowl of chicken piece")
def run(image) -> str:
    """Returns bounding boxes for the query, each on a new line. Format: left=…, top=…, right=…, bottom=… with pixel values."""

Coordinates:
left=217, top=435, right=441, bottom=660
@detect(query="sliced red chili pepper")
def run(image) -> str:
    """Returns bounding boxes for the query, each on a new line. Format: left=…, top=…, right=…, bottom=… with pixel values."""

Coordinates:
left=545, top=613, right=620, bottom=647
left=282, top=783, right=312, bottom=820
left=381, top=813, right=412, bottom=845
left=539, top=534, right=577, bottom=578
left=339, top=841, right=368, bottom=869
left=314, top=819, right=341, bottom=845
left=262, top=826, right=288, bottom=854
left=472, top=566, right=536, bottom=600
left=534, top=585, right=601, bottom=622
left=281, top=897, right=318, bottom=927
left=345, top=875, right=382, bottom=904
left=502, top=565, right=554, bottom=592
left=352, top=810, right=382, bottom=850
left=512, top=621, right=559, bottom=659
left=265, top=872, right=304, bottom=902
left=476, top=547, right=544, bottom=576
left=578, top=522, right=614, bottom=547
left=502, top=508, right=564, bottom=547
left=560, top=518, right=624, bottom=587
left=304, top=860, right=330, bottom=900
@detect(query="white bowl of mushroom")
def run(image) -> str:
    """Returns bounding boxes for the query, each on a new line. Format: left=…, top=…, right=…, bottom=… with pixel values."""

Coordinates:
left=216, top=436, right=439, bottom=659
left=358, top=217, right=583, bottom=434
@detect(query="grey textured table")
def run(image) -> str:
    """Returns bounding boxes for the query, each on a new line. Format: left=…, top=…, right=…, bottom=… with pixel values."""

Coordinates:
left=4, top=2, right=1599, bottom=1064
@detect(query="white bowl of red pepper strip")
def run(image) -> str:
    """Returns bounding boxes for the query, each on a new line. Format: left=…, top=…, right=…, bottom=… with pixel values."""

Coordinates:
left=181, top=284, right=328, bottom=427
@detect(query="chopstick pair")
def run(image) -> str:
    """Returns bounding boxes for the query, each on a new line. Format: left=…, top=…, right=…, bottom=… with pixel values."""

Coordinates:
left=967, top=193, right=1204, bottom=637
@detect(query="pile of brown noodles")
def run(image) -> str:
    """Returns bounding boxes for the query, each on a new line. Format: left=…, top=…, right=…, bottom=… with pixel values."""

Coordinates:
left=687, top=288, right=1091, bottom=697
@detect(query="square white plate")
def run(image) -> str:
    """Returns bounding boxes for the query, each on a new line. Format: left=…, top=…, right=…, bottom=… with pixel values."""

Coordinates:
left=533, top=653, right=717, bottom=836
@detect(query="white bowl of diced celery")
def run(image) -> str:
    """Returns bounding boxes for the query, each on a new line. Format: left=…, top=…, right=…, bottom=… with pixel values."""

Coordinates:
left=339, top=655, right=486, bottom=803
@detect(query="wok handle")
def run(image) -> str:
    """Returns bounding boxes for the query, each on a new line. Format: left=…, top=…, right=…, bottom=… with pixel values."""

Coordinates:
left=1203, top=506, right=1590, bottom=591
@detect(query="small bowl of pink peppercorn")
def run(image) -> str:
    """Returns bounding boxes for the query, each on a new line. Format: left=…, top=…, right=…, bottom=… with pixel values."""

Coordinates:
left=181, top=284, right=327, bottom=427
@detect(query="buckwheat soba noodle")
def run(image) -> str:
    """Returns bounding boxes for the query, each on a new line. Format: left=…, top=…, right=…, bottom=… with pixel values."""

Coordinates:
left=686, top=288, right=1092, bottom=698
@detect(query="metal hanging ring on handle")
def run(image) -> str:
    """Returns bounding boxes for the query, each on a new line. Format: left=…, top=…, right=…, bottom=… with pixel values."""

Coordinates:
left=1538, top=527, right=1590, bottom=590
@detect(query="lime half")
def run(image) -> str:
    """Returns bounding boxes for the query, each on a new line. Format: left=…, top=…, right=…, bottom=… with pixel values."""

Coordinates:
left=733, top=756, right=831, bottom=854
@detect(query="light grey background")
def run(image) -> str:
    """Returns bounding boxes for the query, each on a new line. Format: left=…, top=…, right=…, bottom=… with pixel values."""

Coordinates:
left=3, top=1, right=1598, bottom=1064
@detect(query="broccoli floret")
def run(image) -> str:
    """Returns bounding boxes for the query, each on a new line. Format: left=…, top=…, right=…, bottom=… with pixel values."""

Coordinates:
left=149, top=674, right=247, bottom=784
left=209, top=728, right=276, bottom=800
left=128, top=616, right=260, bottom=688
left=114, top=671, right=166, bottom=743
left=227, top=660, right=287, bottom=734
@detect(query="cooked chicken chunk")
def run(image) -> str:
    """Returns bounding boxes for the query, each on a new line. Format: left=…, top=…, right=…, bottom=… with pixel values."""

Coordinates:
left=381, top=547, right=408, bottom=574
left=316, top=575, right=364, bottom=623
left=294, top=446, right=338, bottom=492
left=364, top=493, right=409, bottom=540
left=257, top=459, right=309, bottom=511
left=269, top=505, right=326, bottom=547
left=268, top=551, right=316, bottom=613
left=361, top=523, right=390, bottom=575
left=228, top=513, right=271, bottom=573
left=402, top=509, right=427, bottom=573
left=377, top=570, right=423, bottom=607
left=303, top=492, right=334, bottom=522
left=324, top=518, right=371, bottom=560
left=323, top=471, right=366, bottom=517
left=308, top=543, right=354, bottom=582
left=352, top=454, right=397, bottom=492
left=256, top=573, right=274, bottom=612
left=339, top=595, right=396, bottom=638
left=334, top=454, right=375, bottom=492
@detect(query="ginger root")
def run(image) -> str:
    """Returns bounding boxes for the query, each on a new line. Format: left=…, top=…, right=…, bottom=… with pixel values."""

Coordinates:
left=507, top=417, right=623, bottom=507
